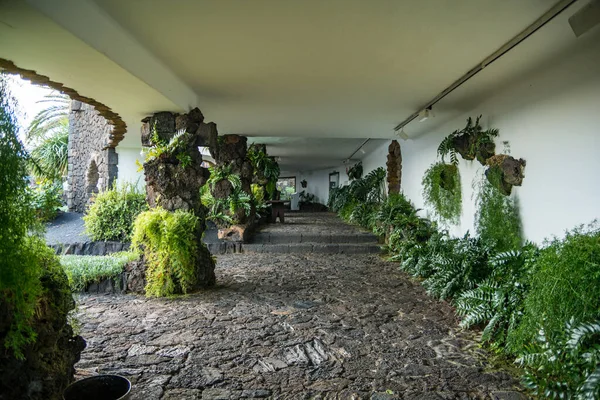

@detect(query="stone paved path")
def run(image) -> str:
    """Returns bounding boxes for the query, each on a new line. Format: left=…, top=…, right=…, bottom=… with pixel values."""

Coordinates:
left=74, top=251, right=525, bottom=399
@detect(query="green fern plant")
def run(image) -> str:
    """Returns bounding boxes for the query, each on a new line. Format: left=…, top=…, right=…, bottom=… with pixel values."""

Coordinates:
left=455, top=244, right=537, bottom=348
left=421, top=234, right=493, bottom=300
left=349, top=202, right=379, bottom=230
left=207, top=164, right=242, bottom=190
left=516, top=318, right=600, bottom=399
left=438, top=116, right=499, bottom=165
left=422, top=162, right=462, bottom=225
left=131, top=207, right=201, bottom=297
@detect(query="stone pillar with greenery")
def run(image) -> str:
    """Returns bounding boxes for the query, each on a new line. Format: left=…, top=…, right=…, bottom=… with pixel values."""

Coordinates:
left=135, top=108, right=216, bottom=294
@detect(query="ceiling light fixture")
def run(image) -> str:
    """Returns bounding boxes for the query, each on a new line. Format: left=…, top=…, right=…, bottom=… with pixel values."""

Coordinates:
left=418, top=107, right=433, bottom=122
left=397, top=128, right=410, bottom=141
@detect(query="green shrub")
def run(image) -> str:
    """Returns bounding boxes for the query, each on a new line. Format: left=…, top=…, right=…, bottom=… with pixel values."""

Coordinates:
left=349, top=202, right=379, bottom=230
left=131, top=208, right=203, bottom=297
left=474, top=173, right=523, bottom=252
left=31, top=181, right=63, bottom=222
left=509, top=223, right=600, bottom=353
left=59, top=253, right=137, bottom=291
left=421, top=234, right=494, bottom=300
left=0, top=75, right=54, bottom=358
left=422, top=162, right=462, bottom=225
left=517, top=318, right=600, bottom=399
left=83, top=182, right=147, bottom=242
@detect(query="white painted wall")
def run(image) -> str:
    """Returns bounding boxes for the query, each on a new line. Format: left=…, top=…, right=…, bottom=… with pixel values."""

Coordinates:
left=357, top=37, right=600, bottom=244
left=282, top=164, right=349, bottom=205
left=116, top=147, right=145, bottom=188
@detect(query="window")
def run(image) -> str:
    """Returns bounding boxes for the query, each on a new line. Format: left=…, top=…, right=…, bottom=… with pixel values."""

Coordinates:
left=276, top=177, right=296, bottom=200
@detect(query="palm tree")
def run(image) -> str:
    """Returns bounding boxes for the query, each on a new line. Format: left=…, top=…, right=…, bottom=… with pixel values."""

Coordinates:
left=26, top=92, right=70, bottom=182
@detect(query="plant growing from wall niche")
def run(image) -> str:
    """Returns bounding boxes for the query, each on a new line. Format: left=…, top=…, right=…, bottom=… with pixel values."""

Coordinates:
left=347, top=161, right=363, bottom=180
left=247, top=144, right=280, bottom=198
left=485, top=153, right=526, bottom=196
left=422, top=162, right=462, bottom=225
left=438, top=115, right=499, bottom=165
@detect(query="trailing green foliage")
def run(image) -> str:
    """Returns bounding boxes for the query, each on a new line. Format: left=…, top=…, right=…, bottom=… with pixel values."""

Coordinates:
left=422, top=162, right=462, bottom=225
left=60, top=252, right=137, bottom=291
left=131, top=208, right=201, bottom=297
left=83, top=182, right=148, bottom=242
left=0, top=75, right=57, bottom=359
left=517, top=318, right=600, bottom=399
left=30, top=181, right=63, bottom=222
left=510, top=222, right=600, bottom=353
left=474, top=172, right=523, bottom=252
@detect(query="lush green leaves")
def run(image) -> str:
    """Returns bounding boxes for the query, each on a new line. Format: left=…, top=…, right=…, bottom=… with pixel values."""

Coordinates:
left=131, top=208, right=202, bottom=297
left=517, top=318, right=600, bottom=399
left=60, top=252, right=137, bottom=291
left=0, top=75, right=53, bottom=358
left=83, top=183, right=148, bottom=242
left=510, top=222, right=600, bottom=353
left=30, top=181, right=63, bottom=222
left=422, top=162, right=462, bottom=225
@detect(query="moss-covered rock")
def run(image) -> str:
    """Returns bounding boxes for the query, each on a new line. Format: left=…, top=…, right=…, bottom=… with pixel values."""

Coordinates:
left=0, top=249, right=86, bottom=400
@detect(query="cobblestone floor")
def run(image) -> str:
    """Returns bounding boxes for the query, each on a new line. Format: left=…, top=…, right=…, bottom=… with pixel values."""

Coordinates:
left=75, top=252, right=525, bottom=399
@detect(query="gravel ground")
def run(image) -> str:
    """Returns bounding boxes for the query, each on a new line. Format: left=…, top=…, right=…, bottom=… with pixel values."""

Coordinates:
left=45, top=212, right=89, bottom=245
left=74, top=253, right=525, bottom=399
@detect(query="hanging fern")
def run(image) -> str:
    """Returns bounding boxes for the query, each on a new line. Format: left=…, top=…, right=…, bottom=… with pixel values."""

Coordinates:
left=422, top=162, right=462, bottom=225
left=347, top=161, right=363, bottom=180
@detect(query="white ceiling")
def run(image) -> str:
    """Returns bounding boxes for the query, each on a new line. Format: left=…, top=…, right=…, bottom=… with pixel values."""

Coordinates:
left=249, top=137, right=387, bottom=172
left=93, top=0, right=556, bottom=140
left=4, top=0, right=593, bottom=172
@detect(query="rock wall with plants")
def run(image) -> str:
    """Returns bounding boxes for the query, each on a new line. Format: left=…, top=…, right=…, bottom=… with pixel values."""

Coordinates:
left=209, top=134, right=254, bottom=225
left=67, top=101, right=118, bottom=212
left=137, top=107, right=216, bottom=290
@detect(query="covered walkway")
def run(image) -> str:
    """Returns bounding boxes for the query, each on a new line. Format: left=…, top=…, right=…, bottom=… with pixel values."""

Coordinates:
left=74, top=213, right=523, bottom=399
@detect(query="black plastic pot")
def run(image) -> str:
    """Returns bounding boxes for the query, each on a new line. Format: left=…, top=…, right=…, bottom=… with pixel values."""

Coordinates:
left=64, top=375, right=131, bottom=400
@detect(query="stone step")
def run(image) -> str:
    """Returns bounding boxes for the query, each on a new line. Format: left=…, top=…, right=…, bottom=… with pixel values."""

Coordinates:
left=243, top=243, right=381, bottom=255
left=251, top=232, right=379, bottom=245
